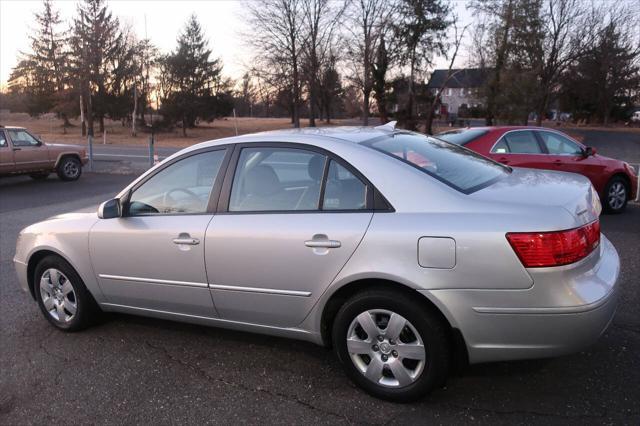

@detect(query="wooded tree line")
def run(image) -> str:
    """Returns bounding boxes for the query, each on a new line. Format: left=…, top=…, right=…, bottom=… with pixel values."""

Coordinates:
left=3, top=0, right=639, bottom=136
left=471, top=0, right=639, bottom=125
left=6, top=0, right=232, bottom=136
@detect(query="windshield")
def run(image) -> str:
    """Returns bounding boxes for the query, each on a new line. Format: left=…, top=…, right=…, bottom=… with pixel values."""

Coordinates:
left=363, top=132, right=509, bottom=193
left=436, top=128, right=488, bottom=145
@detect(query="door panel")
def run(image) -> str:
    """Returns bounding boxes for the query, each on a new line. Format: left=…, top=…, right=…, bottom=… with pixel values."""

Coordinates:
left=205, top=213, right=372, bottom=327
left=6, top=129, right=51, bottom=171
left=0, top=131, right=14, bottom=173
left=90, top=215, right=217, bottom=317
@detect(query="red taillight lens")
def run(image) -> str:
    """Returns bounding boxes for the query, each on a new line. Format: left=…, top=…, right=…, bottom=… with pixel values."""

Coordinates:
left=506, top=220, right=600, bottom=268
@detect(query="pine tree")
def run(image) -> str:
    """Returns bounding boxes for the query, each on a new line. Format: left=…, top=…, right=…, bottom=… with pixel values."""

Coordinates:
left=8, top=0, right=67, bottom=118
left=372, top=36, right=389, bottom=124
left=159, top=15, right=231, bottom=136
left=69, top=0, right=124, bottom=136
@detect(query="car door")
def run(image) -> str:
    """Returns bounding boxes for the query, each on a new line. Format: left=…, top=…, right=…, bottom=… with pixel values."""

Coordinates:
left=535, top=130, right=606, bottom=181
left=488, top=130, right=549, bottom=169
left=0, top=130, right=14, bottom=174
left=205, top=144, right=374, bottom=328
left=90, top=148, right=230, bottom=317
left=5, top=128, right=51, bottom=172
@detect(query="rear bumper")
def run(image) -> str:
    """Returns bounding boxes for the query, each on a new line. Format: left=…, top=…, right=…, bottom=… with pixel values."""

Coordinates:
left=425, top=234, right=620, bottom=364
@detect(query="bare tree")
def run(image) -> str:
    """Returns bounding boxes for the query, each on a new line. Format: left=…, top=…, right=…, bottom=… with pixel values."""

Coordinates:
left=345, top=0, right=392, bottom=125
left=424, top=20, right=469, bottom=134
left=300, top=0, right=345, bottom=126
left=246, top=0, right=304, bottom=128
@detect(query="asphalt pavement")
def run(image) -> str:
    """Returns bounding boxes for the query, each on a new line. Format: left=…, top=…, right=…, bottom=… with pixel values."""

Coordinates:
left=1, top=133, right=639, bottom=424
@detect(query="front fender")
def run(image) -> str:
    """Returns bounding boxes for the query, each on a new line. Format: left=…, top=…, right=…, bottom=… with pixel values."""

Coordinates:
left=14, top=214, right=104, bottom=303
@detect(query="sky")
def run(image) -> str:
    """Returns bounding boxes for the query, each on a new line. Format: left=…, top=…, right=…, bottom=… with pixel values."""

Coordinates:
left=0, top=0, right=472, bottom=89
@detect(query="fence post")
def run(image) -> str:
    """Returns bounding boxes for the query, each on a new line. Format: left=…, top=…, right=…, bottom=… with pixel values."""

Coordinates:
left=148, top=135, right=154, bottom=168
left=88, top=134, right=94, bottom=172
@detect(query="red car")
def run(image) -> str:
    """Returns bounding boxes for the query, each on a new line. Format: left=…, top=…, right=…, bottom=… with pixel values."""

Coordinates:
left=437, top=126, right=638, bottom=213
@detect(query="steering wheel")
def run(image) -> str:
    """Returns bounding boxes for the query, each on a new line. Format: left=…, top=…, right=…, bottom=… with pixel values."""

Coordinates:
left=162, top=188, right=202, bottom=213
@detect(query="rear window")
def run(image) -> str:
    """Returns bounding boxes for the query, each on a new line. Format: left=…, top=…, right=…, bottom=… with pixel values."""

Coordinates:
left=436, top=128, right=488, bottom=145
left=363, top=132, right=509, bottom=193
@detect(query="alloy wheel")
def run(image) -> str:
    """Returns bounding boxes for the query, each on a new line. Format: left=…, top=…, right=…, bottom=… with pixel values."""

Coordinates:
left=608, top=181, right=626, bottom=210
left=39, top=268, right=77, bottom=323
left=346, top=309, right=426, bottom=388
left=63, top=160, right=80, bottom=179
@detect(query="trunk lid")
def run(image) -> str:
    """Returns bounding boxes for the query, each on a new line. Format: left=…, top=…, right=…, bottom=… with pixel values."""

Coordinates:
left=471, top=167, right=601, bottom=225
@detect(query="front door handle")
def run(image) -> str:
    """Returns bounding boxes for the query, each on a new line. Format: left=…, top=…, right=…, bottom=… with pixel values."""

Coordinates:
left=305, top=239, right=341, bottom=248
left=173, top=235, right=200, bottom=245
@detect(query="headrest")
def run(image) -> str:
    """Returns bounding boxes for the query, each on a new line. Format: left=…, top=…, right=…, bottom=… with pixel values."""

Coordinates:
left=244, top=165, right=280, bottom=196
left=308, top=155, right=325, bottom=181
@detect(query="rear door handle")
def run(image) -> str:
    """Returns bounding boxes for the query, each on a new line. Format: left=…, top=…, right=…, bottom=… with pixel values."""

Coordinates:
left=305, top=240, right=341, bottom=248
left=498, top=157, right=509, bottom=164
left=173, top=236, right=200, bottom=245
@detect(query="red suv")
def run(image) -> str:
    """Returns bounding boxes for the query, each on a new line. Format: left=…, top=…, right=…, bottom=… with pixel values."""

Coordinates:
left=437, top=126, right=638, bottom=213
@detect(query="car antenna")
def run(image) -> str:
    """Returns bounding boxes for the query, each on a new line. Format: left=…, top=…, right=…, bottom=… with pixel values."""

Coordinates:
left=374, top=121, right=397, bottom=132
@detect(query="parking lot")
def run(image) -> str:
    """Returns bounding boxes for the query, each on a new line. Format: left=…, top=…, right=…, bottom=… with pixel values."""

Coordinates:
left=1, top=130, right=639, bottom=424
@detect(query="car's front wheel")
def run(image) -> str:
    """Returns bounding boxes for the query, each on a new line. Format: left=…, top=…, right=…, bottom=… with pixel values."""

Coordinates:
left=332, top=289, right=450, bottom=402
left=56, top=156, right=82, bottom=181
left=603, top=176, right=628, bottom=213
left=34, top=255, right=99, bottom=331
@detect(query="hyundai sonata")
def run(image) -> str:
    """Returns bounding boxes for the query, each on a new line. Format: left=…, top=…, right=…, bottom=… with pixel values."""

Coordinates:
left=14, top=124, right=619, bottom=401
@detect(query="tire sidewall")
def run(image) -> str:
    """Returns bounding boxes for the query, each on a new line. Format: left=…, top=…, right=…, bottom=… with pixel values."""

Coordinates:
left=34, top=255, right=94, bottom=331
left=604, top=177, right=628, bottom=214
left=57, top=157, right=82, bottom=181
left=332, top=290, right=449, bottom=402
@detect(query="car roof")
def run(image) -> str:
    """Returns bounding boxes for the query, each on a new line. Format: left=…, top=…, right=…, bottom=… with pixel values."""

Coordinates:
left=250, top=126, right=396, bottom=143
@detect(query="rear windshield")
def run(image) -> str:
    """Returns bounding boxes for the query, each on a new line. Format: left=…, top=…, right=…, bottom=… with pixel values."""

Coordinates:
left=363, top=132, right=509, bottom=193
left=436, top=128, right=488, bottom=145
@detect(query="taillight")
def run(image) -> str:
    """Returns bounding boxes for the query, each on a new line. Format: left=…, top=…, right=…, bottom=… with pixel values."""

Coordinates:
left=506, top=220, right=600, bottom=268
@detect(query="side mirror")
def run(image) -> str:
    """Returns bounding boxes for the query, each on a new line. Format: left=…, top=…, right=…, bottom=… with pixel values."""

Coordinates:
left=584, top=146, right=596, bottom=157
left=98, top=198, right=121, bottom=219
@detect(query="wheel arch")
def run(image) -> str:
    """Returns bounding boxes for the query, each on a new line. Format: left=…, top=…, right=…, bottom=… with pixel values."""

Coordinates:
left=319, top=278, right=469, bottom=366
left=54, top=152, right=82, bottom=168
left=26, top=249, right=76, bottom=300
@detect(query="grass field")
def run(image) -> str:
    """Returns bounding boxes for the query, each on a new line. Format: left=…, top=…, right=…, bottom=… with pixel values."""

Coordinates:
left=1, top=112, right=637, bottom=148
left=0, top=113, right=368, bottom=148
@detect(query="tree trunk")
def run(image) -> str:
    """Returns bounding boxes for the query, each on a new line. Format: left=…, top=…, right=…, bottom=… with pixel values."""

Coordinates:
left=292, top=55, right=301, bottom=128
left=132, top=86, right=137, bottom=137
left=86, top=94, right=94, bottom=137
left=362, top=90, right=370, bottom=126
left=99, top=115, right=105, bottom=135
left=309, top=85, right=317, bottom=127
left=80, top=95, right=86, bottom=136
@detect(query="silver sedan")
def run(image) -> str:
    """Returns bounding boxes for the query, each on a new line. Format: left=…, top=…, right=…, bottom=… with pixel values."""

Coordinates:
left=14, top=125, right=619, bottom=401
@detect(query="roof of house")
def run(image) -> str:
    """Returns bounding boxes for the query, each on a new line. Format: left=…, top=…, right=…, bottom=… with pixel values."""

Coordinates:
left=426, top=68, right=489, bottom=89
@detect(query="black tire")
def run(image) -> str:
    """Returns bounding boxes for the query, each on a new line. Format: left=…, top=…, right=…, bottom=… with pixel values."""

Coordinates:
left=34, top=255, right=100, bottom=331
left=603, top=176, right=628, bottom=214
left=332, top=289, right=450, bottom=402
left=56, top=156, right=82, bottom=181
left=29, top=172, right=50, bottom=180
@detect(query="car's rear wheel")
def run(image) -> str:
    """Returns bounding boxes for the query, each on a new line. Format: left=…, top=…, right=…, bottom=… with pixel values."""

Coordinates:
left=603, top=176, right=628, bottom=213
left=332, top=289, right=450, bottom=402
left=29, top=172, right=50, bottom=180
left=34, top=255, right=99, bottom=331
left=56, top=156, right=82, bottom=181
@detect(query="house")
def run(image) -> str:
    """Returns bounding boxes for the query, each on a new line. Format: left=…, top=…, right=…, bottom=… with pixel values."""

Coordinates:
left=426, top=68, right=488, bottom=116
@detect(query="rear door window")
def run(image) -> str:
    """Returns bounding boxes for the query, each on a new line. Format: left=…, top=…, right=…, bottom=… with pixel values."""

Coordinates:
left=499, top=131, right=541, bottom=154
